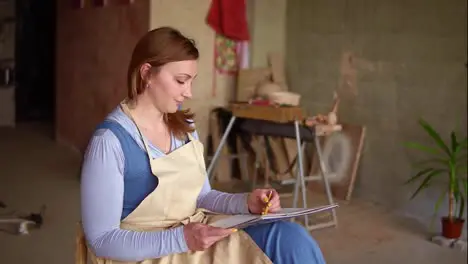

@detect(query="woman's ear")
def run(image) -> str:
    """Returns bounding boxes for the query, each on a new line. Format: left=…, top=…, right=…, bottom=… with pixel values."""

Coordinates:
left=139, top=63, right=152, bottom=82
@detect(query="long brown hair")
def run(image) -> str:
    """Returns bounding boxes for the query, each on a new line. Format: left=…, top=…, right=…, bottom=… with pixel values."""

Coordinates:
left=127, top=27, right=198, bottom=139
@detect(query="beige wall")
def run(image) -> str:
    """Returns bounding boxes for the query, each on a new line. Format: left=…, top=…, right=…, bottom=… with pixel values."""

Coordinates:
left=248, top=0, right=287, bottom=68
left=149, top=0, right=241, bottom=145
left=148, top=0, right=288, bottom=144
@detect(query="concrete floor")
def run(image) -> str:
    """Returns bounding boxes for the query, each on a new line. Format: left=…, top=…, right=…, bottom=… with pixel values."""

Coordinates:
left=0, top=123, right=466, bottom=264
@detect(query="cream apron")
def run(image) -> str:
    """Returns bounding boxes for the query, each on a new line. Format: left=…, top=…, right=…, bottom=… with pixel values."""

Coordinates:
left=87, top=102, right=273, bottom=264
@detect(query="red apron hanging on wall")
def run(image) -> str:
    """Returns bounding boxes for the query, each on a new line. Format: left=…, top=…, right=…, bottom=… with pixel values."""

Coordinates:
left=206, top=0, right=250, bottom=97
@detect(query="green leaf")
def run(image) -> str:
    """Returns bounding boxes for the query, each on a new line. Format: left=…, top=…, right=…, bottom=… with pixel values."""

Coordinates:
left=418, top=119, right=451, bottom=157
left=404, top=142, right=441, bottom=156
left=462, top=180, right=468, bottom=220
left=457, top=194, right=465, bottom=219
left=404, top=168, right=434, bottom=185
left=460, top=178, right=468, bottom=200
left=449, top=162, right=457, bottom=194
left=453, top=177, right=460, bottom=203
left=457, top=177, right=466, bottom=219
left=451, top=131, right=458, bottom=153
left=412, top=158, right=448, bottom=168
left=410, top=169, right=444, bottom=199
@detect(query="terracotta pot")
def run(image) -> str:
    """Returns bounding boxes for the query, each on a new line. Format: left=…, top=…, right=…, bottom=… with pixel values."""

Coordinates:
left=441, top=217, right=465, bottom=239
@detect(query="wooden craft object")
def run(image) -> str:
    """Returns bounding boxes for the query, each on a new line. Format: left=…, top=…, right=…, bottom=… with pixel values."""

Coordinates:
left=268, top=52, right=287, bottom=89
left=209, top=111, right=232, bottom=182
left=305, top=91, right=341, bottom=127
left=236, top=68, right=271, bottom=101
left=327, top=91, right=340, bottom=125
left=331, top=91, right=340, bottom=113
left=308, top=124, right=366, bottom=201
left=315, top=124, right=343, bottom=136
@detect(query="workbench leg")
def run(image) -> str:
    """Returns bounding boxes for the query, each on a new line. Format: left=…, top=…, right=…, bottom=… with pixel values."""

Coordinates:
left=207, top=116, right=237, bottom=182
left=293, top=120, right=309, bottom=227
left=313, top=135, right=338, bottom=227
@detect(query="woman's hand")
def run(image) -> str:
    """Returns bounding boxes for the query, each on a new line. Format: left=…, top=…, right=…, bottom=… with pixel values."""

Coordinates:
left=247, top=188, right=281, bottom=214
left=183, top=223, right=236, bottom=251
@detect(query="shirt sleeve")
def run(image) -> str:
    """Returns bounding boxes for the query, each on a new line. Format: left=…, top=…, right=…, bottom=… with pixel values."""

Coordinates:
left=80, top=129, right=189, bottom=262
left=190, top=130, right=250, bottom=214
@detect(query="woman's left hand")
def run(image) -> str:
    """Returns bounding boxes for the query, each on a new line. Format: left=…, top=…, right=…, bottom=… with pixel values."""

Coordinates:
left=247, top=188, right=281, bottom=215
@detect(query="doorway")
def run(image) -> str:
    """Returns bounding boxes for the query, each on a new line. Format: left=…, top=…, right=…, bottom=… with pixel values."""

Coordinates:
left=14, top=0, right=56, bottom=135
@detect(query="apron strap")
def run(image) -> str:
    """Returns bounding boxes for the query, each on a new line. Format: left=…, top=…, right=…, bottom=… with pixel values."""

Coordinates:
left=187, top=132, right=195, bottom=142
left=120, top=101, right=154, bottom=161
left=121, top=100, right=197, bottom=159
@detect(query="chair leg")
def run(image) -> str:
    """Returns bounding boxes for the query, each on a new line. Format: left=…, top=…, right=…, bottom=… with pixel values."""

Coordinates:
left=75, top=223, right=88, bottom=264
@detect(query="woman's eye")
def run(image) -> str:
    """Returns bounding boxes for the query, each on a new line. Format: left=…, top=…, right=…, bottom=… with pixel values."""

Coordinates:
left=176, top=80, right=185, bottom=85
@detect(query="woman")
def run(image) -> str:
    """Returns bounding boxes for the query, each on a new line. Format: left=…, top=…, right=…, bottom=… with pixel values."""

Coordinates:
left=81, top=27, right=326, bottom=264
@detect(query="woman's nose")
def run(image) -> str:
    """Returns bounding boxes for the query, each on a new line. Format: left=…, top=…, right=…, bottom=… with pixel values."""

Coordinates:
left=182, top=86, right=192, bottom=99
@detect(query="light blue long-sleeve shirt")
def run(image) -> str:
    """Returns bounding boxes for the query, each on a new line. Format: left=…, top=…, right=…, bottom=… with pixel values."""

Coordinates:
left=80, top=106, right=249, bottom=261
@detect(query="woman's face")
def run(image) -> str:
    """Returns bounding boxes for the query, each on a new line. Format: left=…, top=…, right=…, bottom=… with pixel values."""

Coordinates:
left=142, top=60, right=198, bottom=113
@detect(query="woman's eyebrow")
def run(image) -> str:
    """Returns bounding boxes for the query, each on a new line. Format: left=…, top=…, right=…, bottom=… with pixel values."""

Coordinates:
left=176, top=73, right=197, bottom=79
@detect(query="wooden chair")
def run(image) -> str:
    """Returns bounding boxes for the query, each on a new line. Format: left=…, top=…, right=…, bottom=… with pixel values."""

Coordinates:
left=75, top=223, right=88, bottom=264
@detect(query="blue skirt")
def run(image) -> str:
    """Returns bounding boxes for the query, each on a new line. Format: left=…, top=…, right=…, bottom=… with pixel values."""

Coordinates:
left=244, top=221, right=326, bottom=264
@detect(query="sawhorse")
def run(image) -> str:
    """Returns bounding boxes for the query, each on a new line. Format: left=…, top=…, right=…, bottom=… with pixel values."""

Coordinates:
left=206, top=107, right=340, bottom=231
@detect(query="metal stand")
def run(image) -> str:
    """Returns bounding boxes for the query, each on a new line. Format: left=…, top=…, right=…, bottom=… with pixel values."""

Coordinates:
left=207, top=116, right=338, bottom=231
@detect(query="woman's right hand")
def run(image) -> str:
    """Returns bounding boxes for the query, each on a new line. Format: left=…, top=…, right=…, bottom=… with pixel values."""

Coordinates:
left=183, top=223, right=236, bottom=251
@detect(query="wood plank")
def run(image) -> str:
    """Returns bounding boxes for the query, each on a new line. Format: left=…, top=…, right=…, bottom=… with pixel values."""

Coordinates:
left=283, top=138, right=298, bottom=176
left=268, top=137, right=294, bottom=181
left=267, top=52, right=288, bottom=90
left=236, top=137, right=251, bottom=182
left=236, top=68, right=271, bottom=101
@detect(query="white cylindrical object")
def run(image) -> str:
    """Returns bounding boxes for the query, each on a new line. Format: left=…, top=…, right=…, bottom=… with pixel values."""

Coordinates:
left=322, top=132, right=352, bottom=183
left=327, top=112, right=337, bottom=125
left=255, top=82, right=282, bottom=98
left=267, top=91, right=301, bottom=106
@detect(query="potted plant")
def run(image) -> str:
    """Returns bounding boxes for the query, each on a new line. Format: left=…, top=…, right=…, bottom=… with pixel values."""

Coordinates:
left=405, top=118, right=467, bottom=239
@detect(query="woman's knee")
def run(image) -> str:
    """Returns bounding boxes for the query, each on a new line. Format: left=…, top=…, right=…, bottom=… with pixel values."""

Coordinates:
left=245, top=221, right=326, bottom=263
left=272, top=221, right=316, bottom=246
left=270, top=221, right=326, bottom=264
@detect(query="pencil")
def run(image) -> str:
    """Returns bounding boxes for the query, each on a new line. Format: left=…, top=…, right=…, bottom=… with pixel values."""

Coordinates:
left=262, top=190, right=273, bottom=215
